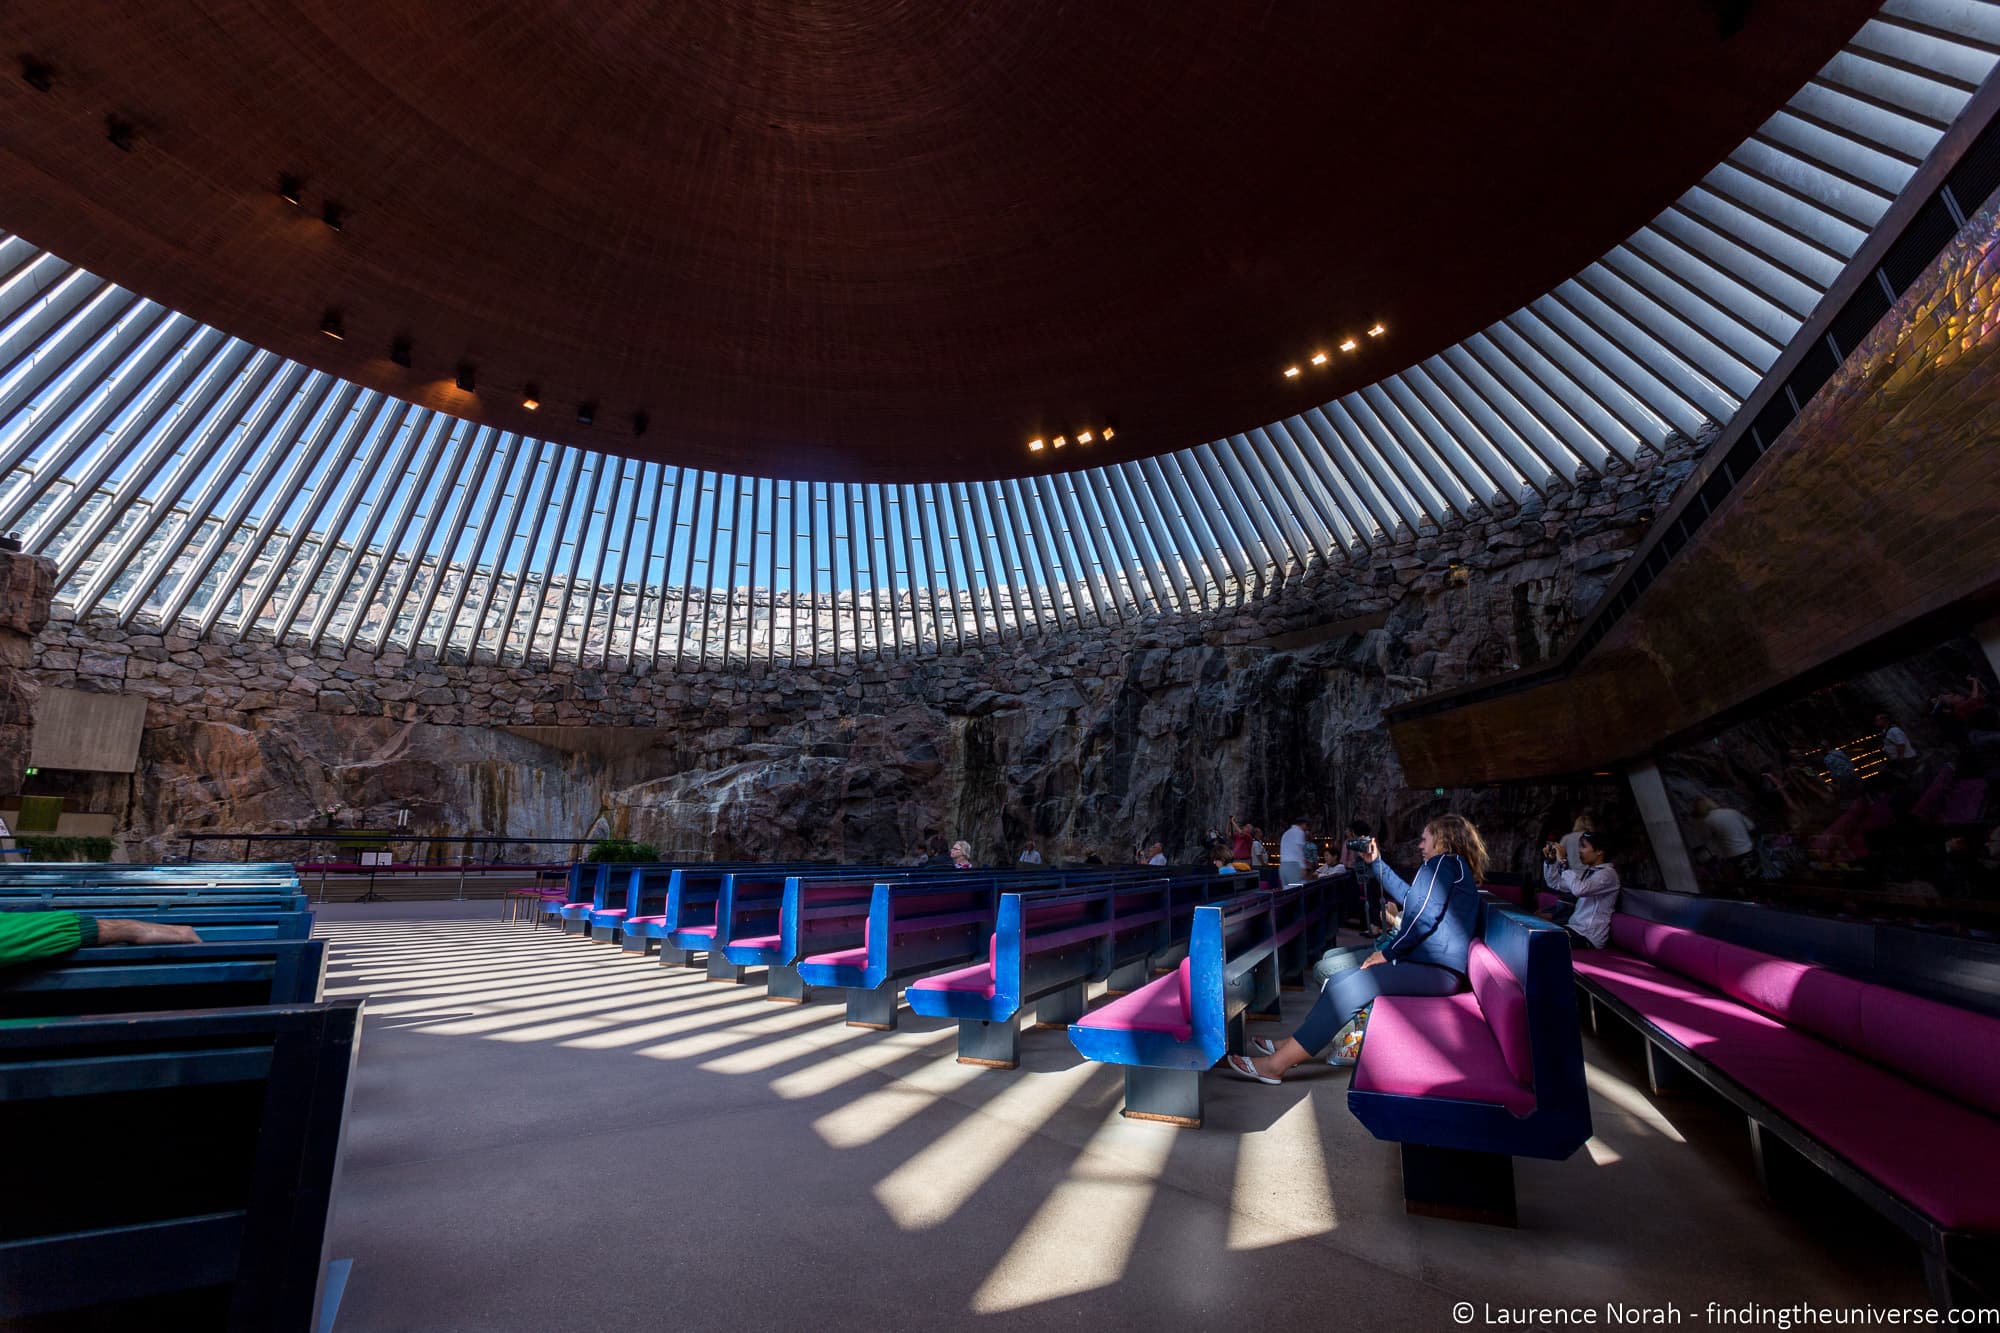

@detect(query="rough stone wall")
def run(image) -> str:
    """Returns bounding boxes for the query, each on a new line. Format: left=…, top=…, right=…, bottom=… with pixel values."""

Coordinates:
left=32, top=440, right=1700, bottom=874
left=1, top=548, right=57, bottom=802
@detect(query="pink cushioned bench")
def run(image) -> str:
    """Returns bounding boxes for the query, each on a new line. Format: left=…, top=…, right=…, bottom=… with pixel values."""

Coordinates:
left=1346, top=908, right=1590, bottom=1224
left=1572, top=914, right=2000, bottom=1306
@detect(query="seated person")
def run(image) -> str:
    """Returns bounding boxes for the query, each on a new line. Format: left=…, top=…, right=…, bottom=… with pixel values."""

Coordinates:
left=1, top=912, right=202, bottom=967
left=1228, top=815, right=1486, bottom=1083
left=1540, top=831, right=1619, bottom=949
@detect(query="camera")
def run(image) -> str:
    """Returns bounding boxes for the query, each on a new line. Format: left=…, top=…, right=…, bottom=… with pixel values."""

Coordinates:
left=1345, top=836, right=1374, bottom=854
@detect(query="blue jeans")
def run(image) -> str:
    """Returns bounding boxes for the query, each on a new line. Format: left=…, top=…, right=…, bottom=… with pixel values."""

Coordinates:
left=1291, top=960, right=1464, bottom=1053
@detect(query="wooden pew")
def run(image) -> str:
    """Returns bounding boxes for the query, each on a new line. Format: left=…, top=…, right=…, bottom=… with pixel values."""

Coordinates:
left=0, top=999, right=362, bottom=1331
left=0, top=939, right=327, bottom=1019
left=797, top=878, right=1016, bottom=1028
left=2, top=890, right=311, bottom=914
left=1067, top=884, right=1318, bottom=1126
left=4, top=905, right=315, bottom=941
left=905, top=871, right=1236, bottom=1068
left=1346, top=904, right=1590, bottom=1225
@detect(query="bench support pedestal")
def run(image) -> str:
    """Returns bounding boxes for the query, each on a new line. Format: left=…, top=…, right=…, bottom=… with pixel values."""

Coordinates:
left=589, top=923, right=621, bottom=944
left=767, top=964, right=812, bottom=1003
left=1032, top=982, right=1086, bottom=1030
left=621, top=934, right=653, bottom=955
left=957, top=1018, right=1019, bottom=1069
left=1105, top=960, right=1150, bottom=997
left=1644, top=1040, right=1694, bottom=1097
left=847, top=982, right=900, bottom=1030
left=1400, top=1143, right=1517, bottom=1226
left=1121, top=1066, right=1204, bottom=1128
left=658, top=944, right=695, bottom=968
left=706, top=953, right=747, bottom=983
left=561, top=917, right=589, bottom=935
left=1747, top=1120, right=1818, bottom=1206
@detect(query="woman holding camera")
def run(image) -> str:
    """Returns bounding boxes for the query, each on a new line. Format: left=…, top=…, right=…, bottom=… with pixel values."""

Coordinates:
left=1227, top=813, right=1487, bottom=1084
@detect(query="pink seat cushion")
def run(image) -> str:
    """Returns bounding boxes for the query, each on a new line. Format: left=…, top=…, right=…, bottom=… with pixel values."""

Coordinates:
left=908, top=960, right=996, bottom=997
left=1075, top=969, right=1191, bottom=1042
left=730, top=933, right=780, bottom=952
left=803, top=945, right=869, bottom=969
left=628, top=915, right=666, bottom=926
left=1469, top=941, right=1534, bottom=1086
left=679, top=924, right=716, bottom=939
left=1578, top=951, right=2000, bottom=1229
left=594, top=909, right=626, bottom=918
left=1352, top=993, right=1537, bottom=1115
left=1852, top=982, right=2000, bottom=1118
left=1735, top=1044, right=2000, bottom=1230
left=562, top=902, right=592, bottom=910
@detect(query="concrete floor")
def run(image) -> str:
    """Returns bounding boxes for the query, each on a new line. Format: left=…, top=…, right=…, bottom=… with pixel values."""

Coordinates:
left=314, top=903, right=1928, bottom=1331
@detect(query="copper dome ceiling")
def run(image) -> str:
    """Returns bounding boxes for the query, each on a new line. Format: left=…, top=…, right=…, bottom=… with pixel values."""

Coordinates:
left=0, top=0, right=1878, bottom=481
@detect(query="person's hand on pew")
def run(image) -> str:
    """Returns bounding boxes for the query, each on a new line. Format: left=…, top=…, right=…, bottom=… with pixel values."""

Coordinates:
left=95, top=919, right=203, bottom=946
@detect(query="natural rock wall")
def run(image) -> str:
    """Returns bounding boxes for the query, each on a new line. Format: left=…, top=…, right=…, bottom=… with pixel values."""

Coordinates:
left=32, top=441, right=1701, bottom=875
left=0, top=547, right=57, bottom=802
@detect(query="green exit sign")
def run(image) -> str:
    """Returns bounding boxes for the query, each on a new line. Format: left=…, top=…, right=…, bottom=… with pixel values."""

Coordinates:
left=22, top=768, right=36, bottom=777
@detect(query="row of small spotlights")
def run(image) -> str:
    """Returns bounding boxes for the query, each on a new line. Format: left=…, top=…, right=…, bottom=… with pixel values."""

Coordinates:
left=10, top=62, right=648, bottom=440
left=318, top=308, right=645, bottom=435
left=1027, top=425, right=1115, bottom=455
left=1284, top=323, right=1386, bottom=380
left=292, top=177, right=649, bottom=437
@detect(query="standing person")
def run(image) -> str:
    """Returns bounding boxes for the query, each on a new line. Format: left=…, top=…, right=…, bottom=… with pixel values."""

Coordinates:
left=1141, top=841, right=1167, bottom=867
left=1228, top=814, right=1487, bottom=1082
left=1540, top=832, right=1621, bottom=949
left=1017, top=839, right=1042, bottom=865
left=1878, top=713, right=1917, bottom=765
left=1560, top=813, right=1594, bottom=868
left=1278, top=815, right=1311, bottom=887
left=1227, top=816, right=1254, bottom=863
left=1693, top=797, right=1758, bottom=884
left=1248, top=826, right=1268, bottom=868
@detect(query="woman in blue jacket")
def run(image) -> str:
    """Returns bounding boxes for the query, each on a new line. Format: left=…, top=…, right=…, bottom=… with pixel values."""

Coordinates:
left=1227, top=813, right=1487, bottom=1084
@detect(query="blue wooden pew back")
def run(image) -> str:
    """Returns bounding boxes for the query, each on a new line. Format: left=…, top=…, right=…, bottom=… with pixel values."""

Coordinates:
left=0, top=999, right=361, bottom=1329
left=0, top=939, right=328, bottom=1019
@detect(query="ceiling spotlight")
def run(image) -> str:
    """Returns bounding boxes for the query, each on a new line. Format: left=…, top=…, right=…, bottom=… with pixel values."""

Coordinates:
left=1283, top=366, right=1301, bottom=379
left=278, top=173, right=304, bottom=205
left=319, top=308, right=345, bottom=340
left=322, top=201, right=344, bottom=231
left=521, top=385, right=541, bottom=411
left=1101, top=425, right=1115, bottom=440
left=105, top=116, right=137, bottom=152
left=1052, top=435, right=1068, bottom=448
left=1027, top=438, right=1045, bottom=452
left=1310, top=352, right=1328, bottom=366
left=20, top=58, right=54, bottom=93
left=576, top=401, right=595, bottom=426
left=1368, top=323, right=1386, bottom=337
left=455, top=363, right=477, bottom=392
left=388, top=335, right=412, bottom=367
left=1339, top=338, right=1359, bottom=352
left=1077, top=431, right=1093, bottom=444
left=632, top=410, right=649, bottom=437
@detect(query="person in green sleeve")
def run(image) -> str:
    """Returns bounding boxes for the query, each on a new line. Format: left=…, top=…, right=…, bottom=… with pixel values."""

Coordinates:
left=0, top=912, right=201, bottom=966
